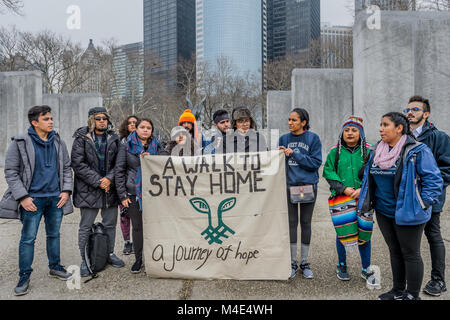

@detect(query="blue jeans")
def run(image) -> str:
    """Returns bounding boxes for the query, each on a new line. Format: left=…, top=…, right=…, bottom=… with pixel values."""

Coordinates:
left=19, top=196, right=63, bottom=277
left=336, top=237, right=371, bottom=269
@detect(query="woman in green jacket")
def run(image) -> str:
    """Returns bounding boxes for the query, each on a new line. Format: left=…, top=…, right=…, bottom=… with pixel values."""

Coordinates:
left=323, top=116, right=374, bottom=282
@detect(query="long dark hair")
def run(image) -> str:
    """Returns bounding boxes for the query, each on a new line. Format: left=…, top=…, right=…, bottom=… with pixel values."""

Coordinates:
left=118, top=115, right=138, bottom=139
left=135, top=118, right=155, bottom=143
left=291, top=108, right=310, bottom=131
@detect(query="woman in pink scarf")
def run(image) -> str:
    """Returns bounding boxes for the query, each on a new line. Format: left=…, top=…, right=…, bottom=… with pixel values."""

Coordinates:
left=358, top=112, right=443, bottom=300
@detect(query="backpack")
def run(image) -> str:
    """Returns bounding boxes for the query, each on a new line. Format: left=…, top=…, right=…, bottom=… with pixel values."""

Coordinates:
left=84, top=222, right=110, bottom=283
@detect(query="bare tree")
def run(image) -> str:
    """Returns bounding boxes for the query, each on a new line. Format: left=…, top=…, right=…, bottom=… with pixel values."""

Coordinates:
left=0, top=0, right=23, bottom=15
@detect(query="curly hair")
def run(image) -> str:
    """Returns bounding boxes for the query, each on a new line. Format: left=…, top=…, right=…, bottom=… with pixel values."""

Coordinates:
left=118, top=115, right=138, bottom=140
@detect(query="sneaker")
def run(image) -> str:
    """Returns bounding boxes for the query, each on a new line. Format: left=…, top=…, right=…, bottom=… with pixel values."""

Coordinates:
left=361, top=267, right=375, bottom=280
left=423, top=279, right=447, bottom=297
left=80, top=260, right=90, bottom=277
left=131, top=259, right=142, bottom=274
left=14, top=275, right=30, bottom=296
left=108, top=253, right=125, bottom=268
left=48, top=265, right=72, bottom=281
left=289, top=260, right=299, bottom=279
left=123, top=241, right=133, bottom=255
left=400, top=292, right=421, bottom=300
left=336, top=263, right=350, bottom=281
left=378, top=289, right=405, bottom=300
left=299, top=261, right=314, bottom=279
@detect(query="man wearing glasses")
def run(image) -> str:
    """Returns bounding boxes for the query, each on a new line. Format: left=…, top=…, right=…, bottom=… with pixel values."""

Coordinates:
left=71, top=107, right=125, bottom=277
left=404, top=96, right=450, bottom=297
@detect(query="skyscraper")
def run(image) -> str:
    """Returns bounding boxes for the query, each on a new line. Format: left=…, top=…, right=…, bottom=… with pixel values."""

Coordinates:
left=355, top=0, right=411, bottom=11
left=143, top=0, right=196, bottom=90
left=320, top=24, right=353, bottom=69
left=267, top=0, right=320, bottom=62
left=196, top=0, right=266, bottom=82
left=111, top=42, right=144, bottom=104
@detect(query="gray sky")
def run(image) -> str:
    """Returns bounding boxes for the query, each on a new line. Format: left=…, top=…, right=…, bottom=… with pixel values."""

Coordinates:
left=0, top=0, right=353, bottom=47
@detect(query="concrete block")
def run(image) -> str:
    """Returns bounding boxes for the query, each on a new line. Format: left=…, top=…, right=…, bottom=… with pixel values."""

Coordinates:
left=266, top=90, right=292, bottom=142
left=0, top=71, right=43, bottom=165
left=354, top=11, right=450, bottom=141
left=43, top=93, right=103, bottom=154
left=291, top=69, right=353, bottom=155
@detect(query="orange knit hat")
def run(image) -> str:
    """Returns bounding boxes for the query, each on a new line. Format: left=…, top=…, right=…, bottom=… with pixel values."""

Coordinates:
left=178, top=109, right=196, bottom=125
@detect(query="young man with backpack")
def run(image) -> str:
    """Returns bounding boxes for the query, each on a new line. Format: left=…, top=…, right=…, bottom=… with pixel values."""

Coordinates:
left=404, top=96, right=450, bottom=297
left=0, top=105, right=74, bottom=296
left=71, top=107, right=124, bottom=277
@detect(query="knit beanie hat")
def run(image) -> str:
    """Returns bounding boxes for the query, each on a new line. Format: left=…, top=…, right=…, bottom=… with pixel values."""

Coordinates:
left=178, top=109, right=196, bottom=126
left=178, top=109, right=201, bottom=145
left=334, top=116, right=367, bottom=171
left=342, top=116, right=365, bottom=140
left=87, top=107, right=111, bottom=133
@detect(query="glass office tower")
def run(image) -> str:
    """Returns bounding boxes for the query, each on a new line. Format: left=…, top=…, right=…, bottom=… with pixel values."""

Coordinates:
left=267, top=0, right=320, bottom=61
left=143, top=0, right=195, bottom=90
left=196, top=0, right=265, bottom=81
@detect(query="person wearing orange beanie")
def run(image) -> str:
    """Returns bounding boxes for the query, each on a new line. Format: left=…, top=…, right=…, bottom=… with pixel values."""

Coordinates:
left=178, top=109, right=202, bottom=147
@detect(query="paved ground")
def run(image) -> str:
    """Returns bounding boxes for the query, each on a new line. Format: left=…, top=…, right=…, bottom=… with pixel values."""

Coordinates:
left=0, top=169, right=449, bottom=300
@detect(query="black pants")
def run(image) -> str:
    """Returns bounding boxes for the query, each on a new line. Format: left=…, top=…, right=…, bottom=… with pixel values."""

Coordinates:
left=128, top=197, right=143, bottom=261
left=424, top=212, right=446, bottom=282
left=376, top=212, right=425, bottom=297
left=286, top=188, right=317, bottom=245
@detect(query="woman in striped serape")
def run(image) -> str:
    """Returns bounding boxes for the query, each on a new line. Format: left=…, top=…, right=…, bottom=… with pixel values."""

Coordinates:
left=323, top=116, right=375, bottom=282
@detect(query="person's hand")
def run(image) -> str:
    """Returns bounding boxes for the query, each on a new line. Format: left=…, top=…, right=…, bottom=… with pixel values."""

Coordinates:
left=141, top=152, right=150, bottom=158
left=350, top=188, right=361, bottom=199
left=20, top=197, right=37, bottom=212
left=100, top=177, right=111, bottom=190
left=278, top=146, right=294, bottom=157
left=344, top=187, right=355, bottom=197
left=176, top=135, right=187, bottom=145
left=56, top=192, right=70, bottom=208
left=121, top=198, right=131, bottom=208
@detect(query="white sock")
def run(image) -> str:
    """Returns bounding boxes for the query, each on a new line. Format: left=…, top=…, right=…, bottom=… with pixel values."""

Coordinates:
left=300, top=243, right=310, bottom=264
left=290, top=243, right=297, bottom=262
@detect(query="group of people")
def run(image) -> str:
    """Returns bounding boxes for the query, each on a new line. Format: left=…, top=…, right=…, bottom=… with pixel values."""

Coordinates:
left=0, top=96, right=448, bottom=301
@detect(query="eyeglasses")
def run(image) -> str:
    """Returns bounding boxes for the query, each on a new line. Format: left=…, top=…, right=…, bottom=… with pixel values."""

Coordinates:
left=403, top=107, right=423, bottom=114
left=95, top=117, right=108, bottom=121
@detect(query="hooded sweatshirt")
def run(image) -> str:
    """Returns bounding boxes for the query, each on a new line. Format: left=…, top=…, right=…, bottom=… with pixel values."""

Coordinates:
left=28, top=126, right=60, bottom=197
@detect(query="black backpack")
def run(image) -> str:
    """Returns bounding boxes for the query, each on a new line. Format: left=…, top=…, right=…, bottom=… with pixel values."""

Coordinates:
left=84, top=222, right=110, bottom=283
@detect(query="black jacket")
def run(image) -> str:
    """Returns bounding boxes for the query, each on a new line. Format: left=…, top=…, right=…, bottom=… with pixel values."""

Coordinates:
left=71, top=126, right=119, bottom=208
left=417, top=121, right=450, bottom=212
left=115, top=139, right=141, bottom=201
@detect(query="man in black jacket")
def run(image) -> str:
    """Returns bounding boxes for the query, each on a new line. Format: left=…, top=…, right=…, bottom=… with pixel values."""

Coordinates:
left=405, top=96, right=450, bottom=297
left=71, top=107, right=124, bottom=277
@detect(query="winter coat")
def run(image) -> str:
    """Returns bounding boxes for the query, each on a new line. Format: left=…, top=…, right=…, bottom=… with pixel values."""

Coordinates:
left=416, top=121, right=450, bottom=212
left=0, top=132, right=73, bottom=219
left=358, top=136, right=443, bottom=226
left=71, top=126, right=119, bottom=209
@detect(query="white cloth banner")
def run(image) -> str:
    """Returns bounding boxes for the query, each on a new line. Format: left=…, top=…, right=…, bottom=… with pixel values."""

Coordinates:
left=141, top=150, right=291, bottom=280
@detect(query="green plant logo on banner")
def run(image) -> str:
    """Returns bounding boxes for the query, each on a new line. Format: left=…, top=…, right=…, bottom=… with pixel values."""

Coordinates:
left=189, top=197, right=236, bottom=245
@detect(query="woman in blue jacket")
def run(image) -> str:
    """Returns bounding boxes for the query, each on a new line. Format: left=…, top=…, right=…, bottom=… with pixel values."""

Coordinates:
left=278, top=108, right=322, bottom=279
left=358, top=112, right=443, bottom=300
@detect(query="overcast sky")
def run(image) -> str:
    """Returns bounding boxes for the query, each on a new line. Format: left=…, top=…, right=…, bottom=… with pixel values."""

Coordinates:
left=0, top=0, right=354, bottom=47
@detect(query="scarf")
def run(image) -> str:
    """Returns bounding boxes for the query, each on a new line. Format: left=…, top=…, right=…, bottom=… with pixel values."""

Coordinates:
left=126, top=131, right=160, bottom=211
left=373, top=134, right=407, bottom=170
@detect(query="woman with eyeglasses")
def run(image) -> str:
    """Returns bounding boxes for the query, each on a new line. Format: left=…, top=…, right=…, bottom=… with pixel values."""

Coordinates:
left=115, top=118, right=162, bottom=273
left=278, top=108, right=322, bottom=279
left=117, top=115, right=138, bottom=256
left=221, top=106, right=268, bottom=153
left=358, top=112, right=443, bottom=300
